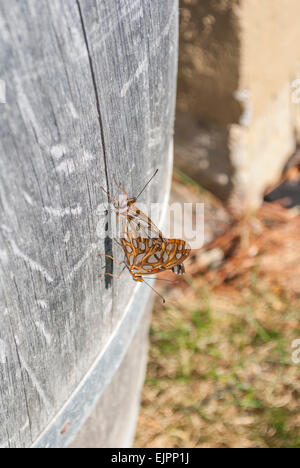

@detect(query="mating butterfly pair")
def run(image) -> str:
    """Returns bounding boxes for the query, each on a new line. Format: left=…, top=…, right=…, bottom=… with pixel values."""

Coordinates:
left=101, top=171, right=190, bottom=301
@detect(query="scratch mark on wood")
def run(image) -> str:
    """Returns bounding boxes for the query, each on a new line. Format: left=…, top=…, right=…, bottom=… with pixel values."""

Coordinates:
left=120, top=58, right=147, bottom=98
left=69, top=25, right=88, bottom=61
left=0, top=182, right=15, bottom=217
left=119, top=0, right=141, bottom=20
left=44, top=204, right=82, bottom=218
left=55, top=158, right=76, bottom=175
left=50, top=144, right=66, bottom=160
left=67, top=242, right=100, bottom=282
left=20, top=421, right=29, bottom=433
left=36, top=300, right=48, bottom=310
left=10, top=239, right=54, bottom=284
left=64, top=231, right=71, bottom=244
left=0, top=420, right=30, bottom=449
left=14, top=75, right=46, bottom=145
left=17, top=344, right=53, bottom=413
left=153, top=2, right=177, bottom=50
left=68, top=101, right=79, bottom=119
left=87, top=0, right=141, bottom=48
left=0, top=248, right=9, bottom=265
left=35, top=321, right=52, bottom=345
left=0, top=339, right=7, bottom=364
left=0, top=13, right=10, bottom=43
left=82, top=151, right=94, bottom=164
left=21, top=190, right=35, bottom=206
left=0, top=224, right=12, bottom=233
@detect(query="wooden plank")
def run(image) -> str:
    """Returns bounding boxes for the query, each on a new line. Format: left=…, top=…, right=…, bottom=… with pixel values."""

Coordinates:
left=0, top=0, right=178, bottom=447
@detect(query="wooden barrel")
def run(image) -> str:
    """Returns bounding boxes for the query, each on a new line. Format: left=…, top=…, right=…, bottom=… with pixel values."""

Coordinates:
left=0, top=0, right=178, bottom=448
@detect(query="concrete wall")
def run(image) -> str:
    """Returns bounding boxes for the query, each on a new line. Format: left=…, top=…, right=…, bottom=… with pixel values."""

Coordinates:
left=176, top=0, right=300, bottom=211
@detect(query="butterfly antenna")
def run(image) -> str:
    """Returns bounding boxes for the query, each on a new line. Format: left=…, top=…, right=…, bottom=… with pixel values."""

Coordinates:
left=144, top=277, right=179, bottom=284
left=100, top=186, right=120, bottom=205
left=135, top=169, right=158, bottom=201
left=143, top=279, right=166, bottom=304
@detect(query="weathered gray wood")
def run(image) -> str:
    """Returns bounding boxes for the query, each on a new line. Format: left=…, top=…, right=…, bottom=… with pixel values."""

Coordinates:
left=0, top=0, right=178, bottom=448
left=69, top=297, right=153, bottom=449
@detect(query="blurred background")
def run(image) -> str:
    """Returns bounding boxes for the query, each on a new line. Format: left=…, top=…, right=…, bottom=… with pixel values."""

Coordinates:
left=134, top=0, right=300, bottom=448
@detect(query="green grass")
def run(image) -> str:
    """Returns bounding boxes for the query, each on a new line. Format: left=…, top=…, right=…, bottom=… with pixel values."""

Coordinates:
left=174, top=168, right=205, bottom=193
left=136, top=272, right=300, bottom=448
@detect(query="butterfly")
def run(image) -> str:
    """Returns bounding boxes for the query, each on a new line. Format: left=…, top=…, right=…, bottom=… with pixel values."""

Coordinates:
left=100, top=171, right=191, bottom=302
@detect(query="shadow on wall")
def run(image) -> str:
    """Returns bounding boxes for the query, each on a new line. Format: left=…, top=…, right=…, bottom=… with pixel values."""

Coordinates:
left=175, top=0, right=300, bottom=211
left=176, top=0, right=242, bottom=204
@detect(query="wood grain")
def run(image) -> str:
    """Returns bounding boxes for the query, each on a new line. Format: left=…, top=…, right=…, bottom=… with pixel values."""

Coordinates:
left=0, top=0, right=178, bottom=447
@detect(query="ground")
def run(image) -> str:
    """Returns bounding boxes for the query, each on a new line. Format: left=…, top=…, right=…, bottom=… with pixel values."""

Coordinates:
left=134, top=170, right=300, bottom=449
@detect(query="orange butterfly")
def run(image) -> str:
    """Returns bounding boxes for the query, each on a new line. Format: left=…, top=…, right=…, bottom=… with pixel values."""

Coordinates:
left=100, top=171, right=190, bottom=302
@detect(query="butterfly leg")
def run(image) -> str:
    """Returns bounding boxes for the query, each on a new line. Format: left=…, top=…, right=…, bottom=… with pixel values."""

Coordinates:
left=99, top=266, right=126, bottom=280
left=128, top=270, right=144, bottom=282
left=112, top=176, right=132, bottom=214
left=113, top=175, right=128, bottom=197
left=100, top=186, right=120, bottom=206
left=98, top=253, right=125, bottom=266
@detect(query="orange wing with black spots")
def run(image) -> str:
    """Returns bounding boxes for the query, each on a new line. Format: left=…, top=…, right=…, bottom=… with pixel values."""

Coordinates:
left=120, top=235, right=191, bottom=281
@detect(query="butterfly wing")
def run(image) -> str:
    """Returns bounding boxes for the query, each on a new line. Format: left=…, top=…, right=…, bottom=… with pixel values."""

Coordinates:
left=121, top=236, right=190, bottom=277
left=121, top=237, right=163, bottom=275
left=159, top=239, right=191, bottom=273
left=119, top=204, right=164, bottom=240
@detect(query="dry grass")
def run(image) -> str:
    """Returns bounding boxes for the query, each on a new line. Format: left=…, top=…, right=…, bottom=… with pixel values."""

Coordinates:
left=134, top=179, right=300, bottom=449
